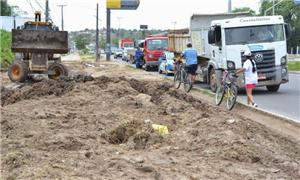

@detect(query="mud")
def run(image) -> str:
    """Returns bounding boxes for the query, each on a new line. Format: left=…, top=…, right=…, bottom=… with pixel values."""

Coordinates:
left=1, top=61, right=300, bottom=179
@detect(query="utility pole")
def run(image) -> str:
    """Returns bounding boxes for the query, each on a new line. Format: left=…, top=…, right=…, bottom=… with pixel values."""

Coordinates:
left=264, top=0, right=284, bottom=16
left=117, top=17, right=122, bottom=40
left=45, top=0, right=50, bottom=22
left=171, top=21, right=177, bottom=30
left=57, top=5, right=67, bottom=31
left=106, top=9, right=111, bottom=61
left=272, top=0, right=275, bottom=15
left=228, top=0, right=232, bottom=13
left=96, top=3, right=99, bottom=61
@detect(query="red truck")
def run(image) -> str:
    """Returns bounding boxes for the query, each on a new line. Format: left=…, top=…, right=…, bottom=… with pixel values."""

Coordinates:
left=119, top=38, right=134, bottom=49
left=119, top=38, right=135, bottom=62
left=142, top=33, right=168, bottom=71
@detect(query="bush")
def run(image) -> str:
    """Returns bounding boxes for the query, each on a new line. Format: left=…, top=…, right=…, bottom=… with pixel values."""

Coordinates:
left=0, top=30, right=14, bottom=68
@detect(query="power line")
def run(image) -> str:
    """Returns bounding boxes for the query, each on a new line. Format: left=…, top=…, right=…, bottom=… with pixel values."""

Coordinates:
left=27, top=0, right=36, bottom=14
left=35, top=0, right=45, bottom=11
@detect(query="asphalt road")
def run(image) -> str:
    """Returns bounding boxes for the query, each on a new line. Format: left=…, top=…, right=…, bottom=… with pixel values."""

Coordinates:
left=115, top=58, right=300, bottom=123
left=193, top=73, right=300, bottom=122
left=237, top=73, right=300, bottom=122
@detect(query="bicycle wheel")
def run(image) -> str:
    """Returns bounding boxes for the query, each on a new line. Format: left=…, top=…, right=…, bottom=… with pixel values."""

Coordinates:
left=215, top=85, right=225, bottom=106
left=183, top=72, right=193, bottom=93
left=173, top=70, right=181, bottom=89
left=226, top=85, right=238, bottom=110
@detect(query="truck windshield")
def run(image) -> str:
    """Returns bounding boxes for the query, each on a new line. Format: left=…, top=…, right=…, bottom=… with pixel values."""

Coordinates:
left=225, top=24, right=284, bottom=45
left=148, top=39, right=168, bottom=50
left=124, top=43, right=134, bottom=48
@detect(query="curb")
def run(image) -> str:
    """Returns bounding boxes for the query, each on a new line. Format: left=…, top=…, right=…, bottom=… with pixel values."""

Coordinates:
left=289, top=71, right=300, bottom=74
left=192, top=86, right=300, bottom=126
left=124, top=63, right=300, bottom=125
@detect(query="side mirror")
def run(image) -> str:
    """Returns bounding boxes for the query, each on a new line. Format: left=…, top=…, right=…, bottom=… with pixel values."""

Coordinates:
left=285, top=23, right=292, bottom=40
left=208, top=29, right=215, bottom=44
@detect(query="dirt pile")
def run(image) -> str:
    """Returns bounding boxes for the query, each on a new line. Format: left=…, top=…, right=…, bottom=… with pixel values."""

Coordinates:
left=1, top=72, right=300, bottom=179
left=1, top=79, right=75, bottom=106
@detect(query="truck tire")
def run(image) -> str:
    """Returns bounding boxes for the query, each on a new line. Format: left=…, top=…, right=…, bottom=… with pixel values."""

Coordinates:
left=266, top=85, right=280, bottom=92
left=209, top=68, right=217, bottom=92
left=145, top=65, right=150, bottom=71
left=8, top=60, right=28, bottom=82
left=48, top=63, right=68, bottom=80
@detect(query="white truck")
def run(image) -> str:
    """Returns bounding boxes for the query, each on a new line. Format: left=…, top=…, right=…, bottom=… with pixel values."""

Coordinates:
left=188, top=13, right=290, bottom=92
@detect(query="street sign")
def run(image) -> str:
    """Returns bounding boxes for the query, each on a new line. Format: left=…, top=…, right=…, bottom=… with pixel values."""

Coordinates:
left=107, top=0, right=140, bottom=10
left=107, top=0, right=121, bottom=9
left=140, top=25, right=148, bottom=30
left=294, top=0, right=300, bottom=4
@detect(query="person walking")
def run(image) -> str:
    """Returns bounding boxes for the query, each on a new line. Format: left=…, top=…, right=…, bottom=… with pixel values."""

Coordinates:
left=236, top=49, right=258, bottom=107
left=134, top=47, right=143, bottom=69
left=182, top=42, right=198, bottom=84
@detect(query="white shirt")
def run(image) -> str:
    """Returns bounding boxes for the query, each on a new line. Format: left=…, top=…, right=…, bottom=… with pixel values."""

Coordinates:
left=243, top=59, right=258, bottom=85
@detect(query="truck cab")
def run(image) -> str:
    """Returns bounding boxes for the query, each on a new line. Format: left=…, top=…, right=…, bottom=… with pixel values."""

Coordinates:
left=208, top=16, right=289, bottom=92
left=119, top=38, right=135, bottom=62
left=143, top=35, right=168, bottom=71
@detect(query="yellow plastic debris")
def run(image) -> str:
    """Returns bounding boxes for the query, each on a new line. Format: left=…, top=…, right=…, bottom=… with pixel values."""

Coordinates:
left=151, top=124, right=169, bottom=135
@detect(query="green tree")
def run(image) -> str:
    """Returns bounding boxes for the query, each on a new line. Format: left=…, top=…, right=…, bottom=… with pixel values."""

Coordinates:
left=111, top=38, right=119, bottom=46
left=260, top=0, right=300, bottom=50
left=232, top=7, right=256, bottom=15
left=74, top=34, right=89, bottom=50
left=1, top=0, right=12, bottom=16
left=99, top=36, right=106, bottom=49
left=0, top=30, right=14, bottom=67
left=0, top=0, right=26, bottom=16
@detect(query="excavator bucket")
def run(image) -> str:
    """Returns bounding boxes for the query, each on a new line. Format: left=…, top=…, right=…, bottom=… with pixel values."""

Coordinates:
left=11, top=29, right=68, bottom=54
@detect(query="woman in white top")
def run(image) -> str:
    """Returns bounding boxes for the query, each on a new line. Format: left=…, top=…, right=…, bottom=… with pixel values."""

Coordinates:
left=236, top=50, right=258, bottom=107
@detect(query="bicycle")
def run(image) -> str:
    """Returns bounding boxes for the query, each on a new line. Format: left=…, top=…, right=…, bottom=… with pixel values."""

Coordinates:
left=215, top=69, right=238, bottom=110
left=173, top=63, right=193, bottom=93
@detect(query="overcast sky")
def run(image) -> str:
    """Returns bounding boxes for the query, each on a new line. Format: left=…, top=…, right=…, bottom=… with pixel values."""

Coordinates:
left=8, top=0, right=261, bottom=31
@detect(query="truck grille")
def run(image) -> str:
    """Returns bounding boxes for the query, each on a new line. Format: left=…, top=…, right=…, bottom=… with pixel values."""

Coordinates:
left=241, top=50, right=276, bottom=80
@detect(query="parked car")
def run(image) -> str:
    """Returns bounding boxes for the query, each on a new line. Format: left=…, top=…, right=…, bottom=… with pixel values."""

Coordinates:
left=114, top=49, right=123, bottom=59
left=111, top=47, right=119, bottom=55
left=158, top=51, right=175, bottom=75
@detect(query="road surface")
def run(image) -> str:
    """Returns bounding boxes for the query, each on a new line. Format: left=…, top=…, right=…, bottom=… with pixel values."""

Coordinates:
left=115, top=58, right=300, bottom=123
left=238, top=73, right=300, bottom=122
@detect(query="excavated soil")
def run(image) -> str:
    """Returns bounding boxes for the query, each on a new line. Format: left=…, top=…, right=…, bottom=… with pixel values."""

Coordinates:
left=1, top=61, right=300, bottom=179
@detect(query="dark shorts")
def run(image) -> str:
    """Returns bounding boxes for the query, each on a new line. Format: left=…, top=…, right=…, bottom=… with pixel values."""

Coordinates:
left=186, top=64, right=198, bottom=75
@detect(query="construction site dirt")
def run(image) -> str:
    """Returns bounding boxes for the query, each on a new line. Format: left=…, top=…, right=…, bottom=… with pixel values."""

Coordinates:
left=1, top=59, right=300, bottom=179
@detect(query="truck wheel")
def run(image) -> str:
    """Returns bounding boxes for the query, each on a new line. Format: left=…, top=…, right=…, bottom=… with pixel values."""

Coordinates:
left=266, top=85, right=280, bottom=92
left=48, top=63, right=68, bottom=80
left=145, top=65, right=150, bottom=71
left=209, top=68, right=217, bottom=92
left=8, top=60, right=28, bottom=82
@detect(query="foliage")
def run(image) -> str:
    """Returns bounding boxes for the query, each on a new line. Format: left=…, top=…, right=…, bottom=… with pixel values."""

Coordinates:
left=74, top=34, right=89, bottom=50
left=0, top=0, right=26, bottom=16
left=259, top=0, right=300, bottom=49
left=1, top=0, right=12, bottom=16
left=232, top=7, right=256, bottom=15
left=99, top=36, right=106, bottom=49
left=288, top=61, right=300, bottom=71
left=70, top=28, right=165, bottom=51
left=0, top=30, right=14, bottom=68
left=112, top=38, right=119, bottom=46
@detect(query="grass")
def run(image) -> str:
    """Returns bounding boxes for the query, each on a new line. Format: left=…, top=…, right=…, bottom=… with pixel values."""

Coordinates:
left=288, top=61, right=300, bottom=71
left=80, top=54, right=97, bottom=61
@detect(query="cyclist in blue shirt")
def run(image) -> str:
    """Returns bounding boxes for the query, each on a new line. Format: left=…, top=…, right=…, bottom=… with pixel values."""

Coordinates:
left=134, top=47, right=143, bottom=69
left=182, top=42, right=198, bottom=84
